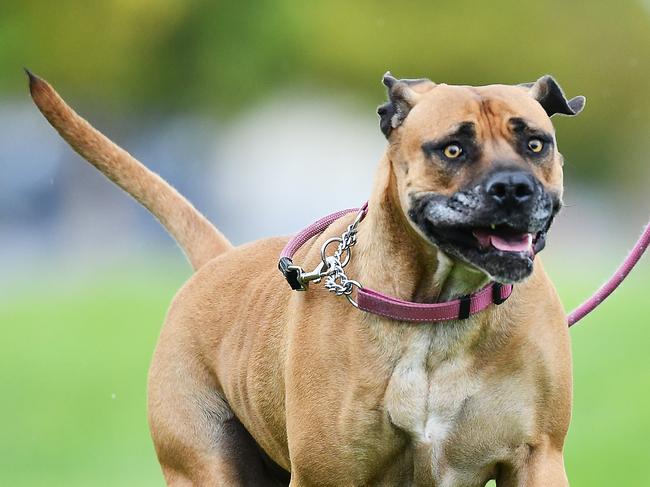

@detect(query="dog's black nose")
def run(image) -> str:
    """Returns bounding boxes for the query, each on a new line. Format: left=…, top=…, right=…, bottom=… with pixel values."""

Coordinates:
left=485, top=170, right=537, bottom=209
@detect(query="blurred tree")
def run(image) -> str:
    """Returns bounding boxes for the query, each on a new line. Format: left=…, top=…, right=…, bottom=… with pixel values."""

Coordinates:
left=1, top=0, right=648, bottom=186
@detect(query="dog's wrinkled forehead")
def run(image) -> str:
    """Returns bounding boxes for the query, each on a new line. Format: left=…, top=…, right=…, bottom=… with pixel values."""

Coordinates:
left=377, top=72, right=585, bottom=139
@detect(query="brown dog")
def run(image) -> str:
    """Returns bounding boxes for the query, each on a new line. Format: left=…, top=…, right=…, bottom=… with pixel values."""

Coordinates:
left=29, top=70, right=584, bottom=486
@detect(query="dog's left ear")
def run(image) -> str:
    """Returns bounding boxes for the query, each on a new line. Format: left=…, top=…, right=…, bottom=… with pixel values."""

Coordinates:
left=378, top=72, right=436, bottom=138
left=523, top=75, right=586, bottom=117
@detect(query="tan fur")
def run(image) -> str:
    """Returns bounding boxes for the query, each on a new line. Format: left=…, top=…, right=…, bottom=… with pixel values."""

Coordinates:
left=31, top=74, right=574, bottom=486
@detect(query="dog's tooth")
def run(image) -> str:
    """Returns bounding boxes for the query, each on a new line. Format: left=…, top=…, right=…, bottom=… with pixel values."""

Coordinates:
left=490, top=224, right=496, bottom=230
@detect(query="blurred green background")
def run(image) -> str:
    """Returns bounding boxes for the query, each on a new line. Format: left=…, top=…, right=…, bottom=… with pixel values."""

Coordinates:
left=3, top=0, right=650, bottom=186
left=1, top=1, right=650, bottom=485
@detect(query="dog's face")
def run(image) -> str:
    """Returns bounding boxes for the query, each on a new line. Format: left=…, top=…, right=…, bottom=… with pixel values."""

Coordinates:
left=378, top=74, right=585, bottom=283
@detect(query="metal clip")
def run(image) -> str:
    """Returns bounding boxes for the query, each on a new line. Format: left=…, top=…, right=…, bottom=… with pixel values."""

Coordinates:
left=295, top=260, right=329, bottom=289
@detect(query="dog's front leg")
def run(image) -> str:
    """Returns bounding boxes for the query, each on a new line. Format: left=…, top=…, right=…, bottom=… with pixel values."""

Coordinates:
left=497, top=443, right=568, bottom=487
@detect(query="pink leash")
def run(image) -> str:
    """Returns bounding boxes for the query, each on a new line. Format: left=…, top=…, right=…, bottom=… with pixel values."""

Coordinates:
left=279, top=204, right=650, bottom=326
left=566, top=221, right=650, bottom=326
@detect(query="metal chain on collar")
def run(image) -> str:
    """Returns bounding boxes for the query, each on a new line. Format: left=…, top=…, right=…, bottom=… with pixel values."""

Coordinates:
left=319, top=210, right=364, bottom=307
left=293, top=208, right=365, bottom=307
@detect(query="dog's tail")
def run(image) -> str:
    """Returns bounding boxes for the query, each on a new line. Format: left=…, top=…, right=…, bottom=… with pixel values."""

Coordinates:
left=26, top=70, right=232, bottom=270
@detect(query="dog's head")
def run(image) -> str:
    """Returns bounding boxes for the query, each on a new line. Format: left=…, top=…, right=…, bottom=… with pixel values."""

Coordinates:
left=378, top=73, right=585, bottom=284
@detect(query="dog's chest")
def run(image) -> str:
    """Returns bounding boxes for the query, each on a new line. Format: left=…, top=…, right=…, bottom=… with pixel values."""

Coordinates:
left=382, top=332, right=535, bottom=485
left=385, top=346, right=474, bottom=447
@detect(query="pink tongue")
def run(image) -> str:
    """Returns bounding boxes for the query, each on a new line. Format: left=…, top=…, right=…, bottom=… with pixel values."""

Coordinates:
left=490, top=233, right=533, bottom=252
left=473, top=230, right=533, bottom=253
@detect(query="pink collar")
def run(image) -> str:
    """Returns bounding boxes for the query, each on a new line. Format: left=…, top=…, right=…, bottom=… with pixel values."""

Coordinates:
left=279, top=204, right=513, bottom=322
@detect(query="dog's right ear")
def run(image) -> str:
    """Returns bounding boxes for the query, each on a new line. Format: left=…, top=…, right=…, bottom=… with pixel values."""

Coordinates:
left=377, top=72, right=436, bottom=138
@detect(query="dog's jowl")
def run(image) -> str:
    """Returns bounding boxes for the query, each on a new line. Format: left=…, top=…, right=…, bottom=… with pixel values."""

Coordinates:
left=29, top=69, right=584, bottom=486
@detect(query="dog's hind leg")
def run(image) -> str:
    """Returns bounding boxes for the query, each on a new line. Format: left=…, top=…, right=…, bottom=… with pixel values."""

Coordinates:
left=148, top=336, right=289, bottom=486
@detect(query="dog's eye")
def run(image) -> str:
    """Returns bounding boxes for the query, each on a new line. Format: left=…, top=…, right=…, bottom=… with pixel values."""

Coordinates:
left=527, top=138, right=544, bottom=153
left=443, top=144, right=463, bottom=159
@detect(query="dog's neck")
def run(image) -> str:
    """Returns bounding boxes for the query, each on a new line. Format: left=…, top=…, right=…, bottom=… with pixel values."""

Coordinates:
left=355, top=155, right=489, bottom=303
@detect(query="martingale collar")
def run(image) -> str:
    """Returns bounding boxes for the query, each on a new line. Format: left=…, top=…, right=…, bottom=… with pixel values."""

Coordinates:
left=278, top=204, right=513, bottom=322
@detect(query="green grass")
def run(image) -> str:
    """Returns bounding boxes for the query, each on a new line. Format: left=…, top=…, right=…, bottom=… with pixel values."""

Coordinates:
left=1, top=259, right=649, bottom=485
left=0, top=263, right=188, bottom=487
left=557, top=262, right=650, bottom=486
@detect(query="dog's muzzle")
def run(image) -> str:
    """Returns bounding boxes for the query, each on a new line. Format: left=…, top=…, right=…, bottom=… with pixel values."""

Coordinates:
left=409, top=168, right=560, bottom=283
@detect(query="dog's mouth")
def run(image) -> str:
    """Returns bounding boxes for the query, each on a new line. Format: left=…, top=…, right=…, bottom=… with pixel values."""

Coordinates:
left=422, top=223, right=547, bottom=283
left=472, top=227, right=534, bottom=252
left=409, top=189, right=558, bottom=283
left=436, top=225, right=538, bottom=254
